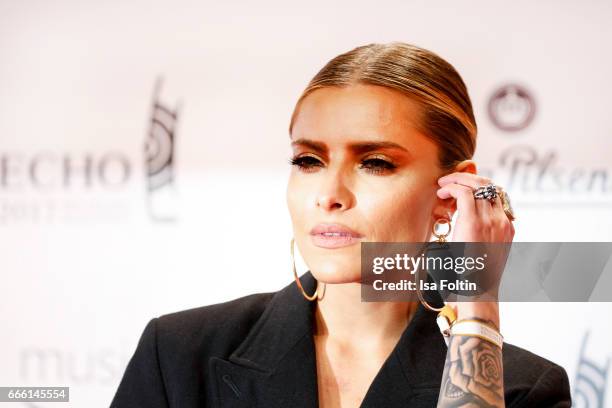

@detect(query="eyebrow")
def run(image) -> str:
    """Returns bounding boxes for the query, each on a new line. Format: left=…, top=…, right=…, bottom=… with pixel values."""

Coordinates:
left=290, top=138, right=411, bottom=155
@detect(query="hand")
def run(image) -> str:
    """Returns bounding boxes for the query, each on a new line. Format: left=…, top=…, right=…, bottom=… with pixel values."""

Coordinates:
left=436, top=172, right=515, bottom=328
left=437, top=172, right=514, bottom=244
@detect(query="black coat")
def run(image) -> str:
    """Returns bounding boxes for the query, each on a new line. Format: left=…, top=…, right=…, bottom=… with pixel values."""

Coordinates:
left=111, top=271, right=572, bottom=407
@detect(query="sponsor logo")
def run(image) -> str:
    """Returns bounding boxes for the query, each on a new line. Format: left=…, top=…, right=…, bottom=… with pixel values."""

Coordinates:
left=144, top=78, right=179, bottom=222
left=487, top=83, right=536, bottom=132
left=0, top=79, right=180, bottom=224
left=573, top=331, right=610, bottom=408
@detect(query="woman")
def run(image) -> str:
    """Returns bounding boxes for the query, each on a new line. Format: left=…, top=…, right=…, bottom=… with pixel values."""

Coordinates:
left=111, top=42, right=571, bottom=407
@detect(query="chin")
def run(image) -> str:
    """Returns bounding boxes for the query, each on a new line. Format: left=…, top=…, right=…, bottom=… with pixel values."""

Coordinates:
left=307, top=259, right=361, bottom=284
left=297, top=237, right=363, bottom=284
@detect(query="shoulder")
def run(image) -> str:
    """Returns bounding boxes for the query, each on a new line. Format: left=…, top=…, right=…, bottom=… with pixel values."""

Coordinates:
left=111, top=292, right=276, bottom=407
left=154, top=291, right=276, bottom=358
left=502, top=341, right=572, bottom=407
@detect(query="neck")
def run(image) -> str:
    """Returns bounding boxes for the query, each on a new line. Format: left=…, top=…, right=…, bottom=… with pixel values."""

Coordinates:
left=313, top=281, right=418, bottom=348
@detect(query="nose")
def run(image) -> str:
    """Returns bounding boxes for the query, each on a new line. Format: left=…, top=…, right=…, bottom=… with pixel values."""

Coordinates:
left=315, top=167, right=354, bottom=211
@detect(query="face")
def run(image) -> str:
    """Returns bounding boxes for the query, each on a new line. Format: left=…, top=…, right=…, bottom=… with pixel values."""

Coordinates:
left=286, top=84, right=453, bottom=284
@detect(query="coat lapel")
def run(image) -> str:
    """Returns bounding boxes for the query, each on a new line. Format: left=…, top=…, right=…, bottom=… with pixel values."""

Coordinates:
left=359, top=293, right=448, bottom=407
left=209, top=271, right=448, bottom=408
left=209, top=271, right=319, bottom=408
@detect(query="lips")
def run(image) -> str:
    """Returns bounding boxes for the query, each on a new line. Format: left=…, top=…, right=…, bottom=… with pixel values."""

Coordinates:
left=309, top=223, right=363, bottom=249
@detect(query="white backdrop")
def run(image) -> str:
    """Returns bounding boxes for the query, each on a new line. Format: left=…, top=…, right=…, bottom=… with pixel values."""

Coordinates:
left=1, top=0, right=611, bottom=406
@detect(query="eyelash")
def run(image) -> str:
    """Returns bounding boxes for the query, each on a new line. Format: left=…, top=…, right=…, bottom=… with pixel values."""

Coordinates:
left=288, top=155, right=397, bottom=175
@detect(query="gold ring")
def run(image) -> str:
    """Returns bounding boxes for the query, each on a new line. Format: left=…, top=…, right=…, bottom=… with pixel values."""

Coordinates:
left=497, top=188, right=515, bottom=221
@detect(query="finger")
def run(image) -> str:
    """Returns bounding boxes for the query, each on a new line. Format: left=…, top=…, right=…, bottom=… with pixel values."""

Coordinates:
left=488, top=193, right=505, bottom=218
left=477, top=193, right=515, bottom=241
left=440, top=173, right=500, bottom=221
left=439, top=182, right=495, bottom=223
left=438, top=172, right=493, bottom=190
left=473, top=199, right=495, bottom=225
left=440, top=174, right=511, bottom=223
left=437, top=183, right=477, bottom=220
left=494, top=190, right=515, bottom=225
left=490, top=193, right=515, bottom=240
left=478, top=184, right=513, bottom=224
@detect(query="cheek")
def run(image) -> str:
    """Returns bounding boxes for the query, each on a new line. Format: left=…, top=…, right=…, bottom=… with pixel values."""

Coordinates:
left=358, top=180, right=437, bottom=240
left=286, top=176, right=309, bottom=229
left=286, top=179, right=300, bottom=220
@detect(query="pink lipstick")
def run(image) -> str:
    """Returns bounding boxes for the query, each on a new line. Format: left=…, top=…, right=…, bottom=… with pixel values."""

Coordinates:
left=309, top=223, right=364, bottom=249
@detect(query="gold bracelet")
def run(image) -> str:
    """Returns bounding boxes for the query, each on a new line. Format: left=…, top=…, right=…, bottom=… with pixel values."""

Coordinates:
left=450, top=319, right=504, bottom=349
left=435, top=306, right=503, bottom=348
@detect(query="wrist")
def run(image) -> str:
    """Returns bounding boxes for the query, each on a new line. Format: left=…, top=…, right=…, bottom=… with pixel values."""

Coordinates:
left=454, top=302, right=500, bottom=331
left=449, top=319, right=504, bottom=349
left=435, top=303, right=503, bottom=349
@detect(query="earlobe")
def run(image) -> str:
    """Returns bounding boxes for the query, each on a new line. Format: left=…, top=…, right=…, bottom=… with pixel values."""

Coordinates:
left=433, top=195, right=456, bottom=221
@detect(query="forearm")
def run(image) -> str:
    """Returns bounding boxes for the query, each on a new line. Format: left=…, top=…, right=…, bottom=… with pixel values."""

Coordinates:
left=436, top=302, right=505, bottom=408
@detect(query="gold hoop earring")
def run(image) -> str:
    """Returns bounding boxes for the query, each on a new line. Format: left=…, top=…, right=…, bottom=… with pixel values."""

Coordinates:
left=432, top=218, right=452, bottom=243
left=291, top=237, right=324, bottom=301
left=419, top=218, right=455, bottom=321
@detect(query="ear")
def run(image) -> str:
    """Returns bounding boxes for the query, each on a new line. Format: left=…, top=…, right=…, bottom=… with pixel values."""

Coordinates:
left=432, top=159, right=478, bottom=221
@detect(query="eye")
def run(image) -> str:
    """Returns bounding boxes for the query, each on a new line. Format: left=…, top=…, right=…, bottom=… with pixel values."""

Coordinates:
left=359, top=157, right=397, bottom=175
left=288, top=155, right=323, bottom=173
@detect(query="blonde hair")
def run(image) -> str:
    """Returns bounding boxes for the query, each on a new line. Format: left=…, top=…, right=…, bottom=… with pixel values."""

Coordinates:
left=288, top=42, right=477, bottom=171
